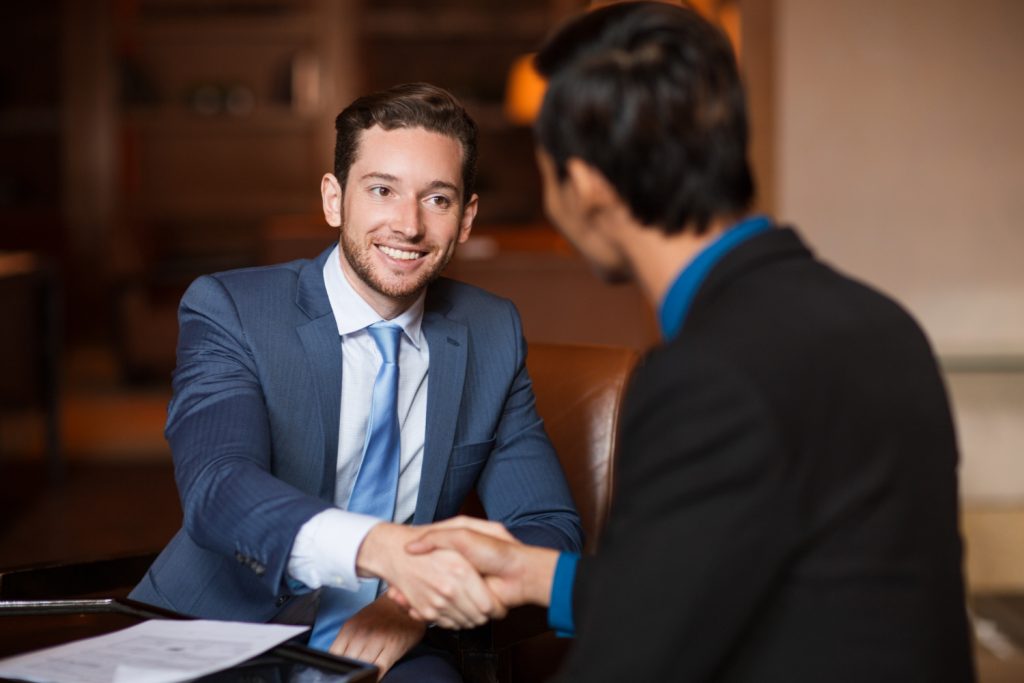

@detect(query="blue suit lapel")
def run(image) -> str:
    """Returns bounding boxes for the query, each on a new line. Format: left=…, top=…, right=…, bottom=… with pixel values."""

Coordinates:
left=415, top=308, right=468, bottom=523
left=295, top=247, right=342, bottom=501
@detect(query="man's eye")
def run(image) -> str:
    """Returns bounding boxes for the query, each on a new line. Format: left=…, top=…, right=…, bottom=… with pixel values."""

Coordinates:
left=428, top=195, right=452, bottom=209
left=370, top=186, right=391, bottom=197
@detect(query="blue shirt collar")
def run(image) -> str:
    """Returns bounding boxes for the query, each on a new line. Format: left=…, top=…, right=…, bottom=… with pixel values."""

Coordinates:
left=658, top=214, right=773, bottom=340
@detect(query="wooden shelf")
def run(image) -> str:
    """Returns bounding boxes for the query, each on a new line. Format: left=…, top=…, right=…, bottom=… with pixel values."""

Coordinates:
left=134, top=13, right=318, bottom=44
left=122, top=106, right=320, bottom=132
left=362, top=8, right=550, bottom=39
left=126, top=191, right=317, bottom=219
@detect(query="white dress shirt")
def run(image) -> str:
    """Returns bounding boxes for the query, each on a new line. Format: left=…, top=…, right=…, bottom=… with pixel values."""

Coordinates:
left=287, top=245, right=430, bottom=591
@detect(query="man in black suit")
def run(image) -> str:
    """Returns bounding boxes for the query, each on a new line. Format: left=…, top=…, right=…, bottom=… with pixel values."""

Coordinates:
left=400, top=3, right=976, bottom=681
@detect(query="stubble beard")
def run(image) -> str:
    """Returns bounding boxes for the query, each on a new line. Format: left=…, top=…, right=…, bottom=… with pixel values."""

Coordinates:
left=340, top=222, right=455, bottom=301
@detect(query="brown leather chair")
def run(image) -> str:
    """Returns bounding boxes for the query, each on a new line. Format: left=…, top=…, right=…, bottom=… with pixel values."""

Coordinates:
left=451, top=341, right=640, bottom=682
left=526, top=342, right=638, bottom=555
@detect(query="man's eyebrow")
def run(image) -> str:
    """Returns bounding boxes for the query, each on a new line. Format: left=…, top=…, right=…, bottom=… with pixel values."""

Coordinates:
left=360, top=172, right=400, bottom=183
left=358, top=173, right=459, bottom=196
left=423, top=180, right=460, bottom=195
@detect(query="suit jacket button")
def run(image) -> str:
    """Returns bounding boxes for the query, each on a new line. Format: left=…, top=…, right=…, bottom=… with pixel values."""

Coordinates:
left=276, top=595, right=289, bottom=607
left=235, top=551, right=245, bottom=563
left=253, top=563, right=266, bottom=576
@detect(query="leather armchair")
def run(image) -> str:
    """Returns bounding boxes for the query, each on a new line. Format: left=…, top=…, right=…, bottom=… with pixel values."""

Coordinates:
left=526, top=341, right=638, bottom=555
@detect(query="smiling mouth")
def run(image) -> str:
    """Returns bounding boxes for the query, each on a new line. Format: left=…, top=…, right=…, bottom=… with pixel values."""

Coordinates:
left=377, top=245, right=426, bottom=261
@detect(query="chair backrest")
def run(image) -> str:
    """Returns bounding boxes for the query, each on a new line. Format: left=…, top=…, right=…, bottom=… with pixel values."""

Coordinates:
left=525, top=342, right=639, bottom=553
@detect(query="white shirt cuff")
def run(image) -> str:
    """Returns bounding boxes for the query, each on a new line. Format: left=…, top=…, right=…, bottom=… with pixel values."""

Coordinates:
left=287, top=508, right=382, bottom=591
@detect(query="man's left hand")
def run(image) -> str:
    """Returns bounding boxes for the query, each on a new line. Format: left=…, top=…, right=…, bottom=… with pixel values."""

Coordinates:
left=329, top=595, right=426, bottom=680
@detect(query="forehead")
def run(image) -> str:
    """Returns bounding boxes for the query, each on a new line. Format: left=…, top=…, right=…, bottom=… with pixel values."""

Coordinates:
left=349, top=125, right=464, bottom=190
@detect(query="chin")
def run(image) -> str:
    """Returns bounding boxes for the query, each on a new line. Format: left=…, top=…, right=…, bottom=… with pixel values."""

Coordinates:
left=370, top=275, right=431, bottom=300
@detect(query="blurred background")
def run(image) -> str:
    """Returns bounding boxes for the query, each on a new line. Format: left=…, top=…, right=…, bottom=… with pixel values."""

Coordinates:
left=0, top=0, right=1021, bottom=677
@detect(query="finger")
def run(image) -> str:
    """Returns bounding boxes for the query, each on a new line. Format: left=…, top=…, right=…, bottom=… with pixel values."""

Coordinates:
left=435, top=614, right=459, bottom=629
left=329, top=627, right=354, bottom=656
left=405, top=528, right=474, bottom=555
left=430, top=550, right=493, bottom=625
left=374, top=651, right=399, bottom=681
left=484, top=579, right=509, bottom=620
left=404, top=536, right=436, bottom=555
left=484, top=576, right=513, bottom=613
left=429, top=516, right=516, bottom=542
left=386, top=587, right=411, bottom=610
left=341, top=631, right=381, bottom=665
left=405, top=519, right=512, bottom=558
left=427, top=581, right=478, bottom=628
left=431, top=591, right=476, bottom=629
left=364, top=643, right=386, bottom=668
left=408, top=530, right=506, bottom=580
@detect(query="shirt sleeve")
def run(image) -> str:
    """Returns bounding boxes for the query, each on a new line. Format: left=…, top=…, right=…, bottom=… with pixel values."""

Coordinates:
left=547, top=552, right=580, bottom=637
left=287, top=508, right=382, bottom=591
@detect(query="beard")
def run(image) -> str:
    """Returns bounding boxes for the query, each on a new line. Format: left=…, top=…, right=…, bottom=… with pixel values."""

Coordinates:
left=339, top=222, right=456, bottom=302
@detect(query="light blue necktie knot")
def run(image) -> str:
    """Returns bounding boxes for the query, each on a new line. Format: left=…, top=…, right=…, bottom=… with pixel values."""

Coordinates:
left=308, top=321, right=403, bottom=651
left=368, top=322, right=401, bottom=365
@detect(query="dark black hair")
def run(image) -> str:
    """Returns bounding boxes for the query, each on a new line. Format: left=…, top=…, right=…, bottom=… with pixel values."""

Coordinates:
left=334, top=82, right=478, bottom=203
left=534, top=2, right=754, bottom=234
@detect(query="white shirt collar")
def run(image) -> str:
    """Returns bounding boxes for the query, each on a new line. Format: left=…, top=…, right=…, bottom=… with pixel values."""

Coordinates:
left=323, top=244, right=426, bottom=349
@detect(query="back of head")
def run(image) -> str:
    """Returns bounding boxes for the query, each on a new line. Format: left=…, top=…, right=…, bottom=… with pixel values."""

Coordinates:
left=535, top=2, right=754, bottom=234
left=334, top=82, right=478, bottom=202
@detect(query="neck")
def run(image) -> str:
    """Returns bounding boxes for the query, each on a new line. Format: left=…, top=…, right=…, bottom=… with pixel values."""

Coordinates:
left=617, top=213, right=746, bottom=309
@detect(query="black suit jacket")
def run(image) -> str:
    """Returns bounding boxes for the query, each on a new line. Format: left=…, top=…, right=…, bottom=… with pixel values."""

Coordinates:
left=556, top=228, right=974, bottom=682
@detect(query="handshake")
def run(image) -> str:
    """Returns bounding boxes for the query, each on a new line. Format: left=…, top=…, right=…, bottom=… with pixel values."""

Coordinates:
left=354, top=516, right=560, bottom=630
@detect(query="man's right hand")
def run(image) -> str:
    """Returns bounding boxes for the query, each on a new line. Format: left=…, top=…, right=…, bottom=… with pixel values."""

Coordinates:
left=354, top=517, right=514, bottom=629
left=401, top=528, right=560, bottom=615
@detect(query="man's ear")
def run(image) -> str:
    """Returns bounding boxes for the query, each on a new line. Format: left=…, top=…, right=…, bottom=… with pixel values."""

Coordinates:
left=321, top=173, right=343, bottom=227
left=457, top=194, right=479, bottom=243
left=564, top=158, right=618, bottom=216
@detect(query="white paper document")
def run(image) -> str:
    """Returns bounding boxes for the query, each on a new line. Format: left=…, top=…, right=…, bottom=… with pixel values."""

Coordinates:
left=0, top=618, right=309, bottom=683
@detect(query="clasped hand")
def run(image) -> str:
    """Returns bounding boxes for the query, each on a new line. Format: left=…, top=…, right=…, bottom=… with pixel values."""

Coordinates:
left=355, top=516, right=521, bottom=630
left=357, top=516, right=558, bottom=630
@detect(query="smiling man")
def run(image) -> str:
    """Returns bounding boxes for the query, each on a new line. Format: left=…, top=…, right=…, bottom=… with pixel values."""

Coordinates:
left=129, top=83, right=582, bottom=682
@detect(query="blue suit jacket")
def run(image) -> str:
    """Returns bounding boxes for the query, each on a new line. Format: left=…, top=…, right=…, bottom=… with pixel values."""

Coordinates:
left=130, top=246, right=582, bottom=622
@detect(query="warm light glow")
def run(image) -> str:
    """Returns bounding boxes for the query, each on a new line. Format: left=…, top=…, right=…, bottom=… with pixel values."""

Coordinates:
left=502, top=1, right=741, bottom=125
left=504, top=53, right=546, bottom=126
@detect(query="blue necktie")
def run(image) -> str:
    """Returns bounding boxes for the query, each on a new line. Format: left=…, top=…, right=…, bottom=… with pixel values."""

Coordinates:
left=309, top=322, right=402, bottom=650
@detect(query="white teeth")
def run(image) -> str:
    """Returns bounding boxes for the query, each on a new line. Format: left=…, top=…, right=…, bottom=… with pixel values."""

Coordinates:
left=378, top=245, right=423, bottom=261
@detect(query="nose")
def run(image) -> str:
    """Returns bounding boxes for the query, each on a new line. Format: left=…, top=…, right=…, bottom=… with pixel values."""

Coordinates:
left=392, top=197, right=424, bottom=240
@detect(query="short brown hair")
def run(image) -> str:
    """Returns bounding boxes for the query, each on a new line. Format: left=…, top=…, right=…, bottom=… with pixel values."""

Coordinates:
left=334, top=82, right=478, bottom=203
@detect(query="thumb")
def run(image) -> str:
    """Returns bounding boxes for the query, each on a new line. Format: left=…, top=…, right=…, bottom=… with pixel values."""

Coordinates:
left=405, top=529, right=464, bottom=555
left=404, top=536, right=436, bottom=555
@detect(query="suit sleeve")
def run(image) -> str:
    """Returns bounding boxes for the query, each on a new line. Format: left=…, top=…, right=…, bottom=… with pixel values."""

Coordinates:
left=166, top=275, right=330, bottom=594
left=474, top=300, right=584, bottom=553
left=554, top=351, right=798, bottom=682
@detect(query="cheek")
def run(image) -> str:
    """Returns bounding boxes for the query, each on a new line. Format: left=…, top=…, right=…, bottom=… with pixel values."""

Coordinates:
left=344, top=202, right=389, bottom=233
left=426, top=215, right=464, bottom=245
left=542, top=181, right=573, bottom=225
